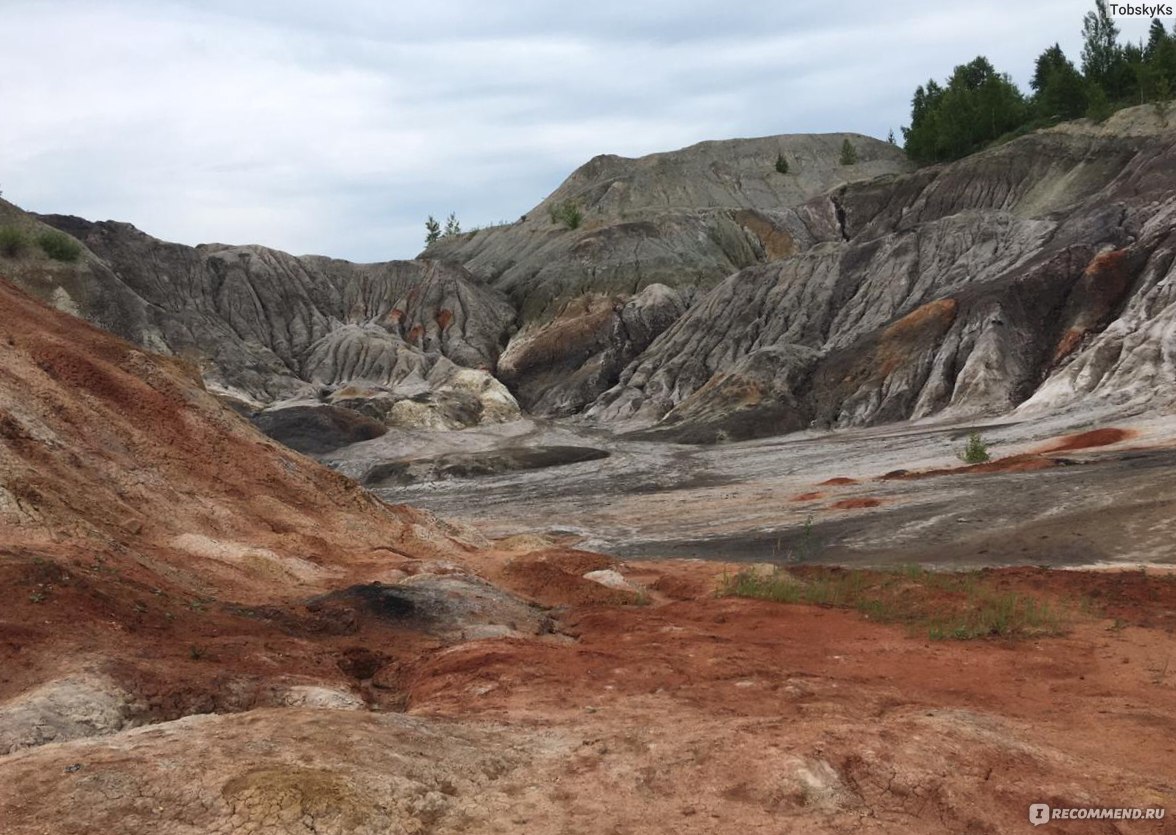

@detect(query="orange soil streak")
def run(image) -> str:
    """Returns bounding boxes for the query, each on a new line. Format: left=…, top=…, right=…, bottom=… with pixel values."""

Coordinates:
left=1035, top=427, right=1133, bottom=454
left=830, top=497, right=882, bottom=510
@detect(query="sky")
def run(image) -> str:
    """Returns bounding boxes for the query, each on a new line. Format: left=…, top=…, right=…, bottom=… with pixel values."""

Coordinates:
left=0, top=1, right=1158, bottom=262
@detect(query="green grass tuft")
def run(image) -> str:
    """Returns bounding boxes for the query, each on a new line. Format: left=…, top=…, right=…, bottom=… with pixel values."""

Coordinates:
left=720, top=565, right=1067, bottom=641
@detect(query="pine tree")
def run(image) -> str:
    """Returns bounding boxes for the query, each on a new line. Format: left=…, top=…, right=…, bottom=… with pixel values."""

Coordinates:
left=1034, top=47, right=1088, bottom=119
left=774, top=153, right=789, bottom=174
left=1081, top=0, right=1123, bottom=95
left=887, top=129, right=896, bottom=145
left=443, top=212, right=461, bottom=237
left=424, top=215, right=441, bottom=245
left=839, top=139, right=858, bottom=165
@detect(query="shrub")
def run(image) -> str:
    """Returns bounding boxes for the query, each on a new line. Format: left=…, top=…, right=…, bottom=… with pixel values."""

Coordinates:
left=839, top=138, right=858, bottom=165
left=0, top=225, right=29, bottom=258
left=36, top=230, right=83, bottom=263
left=959, top=432, right=991, bottom=464
left=774, top=153, right=790, bottom=174
left=549, top=200, right=583, bottom=230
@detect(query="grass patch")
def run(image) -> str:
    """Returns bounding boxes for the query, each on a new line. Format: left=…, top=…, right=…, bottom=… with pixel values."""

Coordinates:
left=548, top=199, right=583, bottom=230
left=36, top=229, right=83, bottom=263
left=0, top=225, right=30, bottom=258
left=720, top=565, right=1066, bottom=641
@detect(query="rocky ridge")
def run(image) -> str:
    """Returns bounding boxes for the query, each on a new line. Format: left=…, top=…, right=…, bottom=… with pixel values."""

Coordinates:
left=6, top=110, right=1176, bottom=449
left=587, top=107, right=1176, bottom=440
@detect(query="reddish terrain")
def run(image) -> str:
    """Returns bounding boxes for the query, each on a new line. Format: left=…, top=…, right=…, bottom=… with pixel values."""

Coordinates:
left=0, top=280, right=1174, bottom=833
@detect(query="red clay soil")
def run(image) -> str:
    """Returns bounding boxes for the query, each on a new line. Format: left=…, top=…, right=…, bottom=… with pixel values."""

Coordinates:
left=2, top=280, right=1175, bottom=833
left=497, top=548, right=639, bottom=607
left=405, top=562, right=1176, bottom=833
left=883, top=452, right=1060, bottom=481
left=1035, top=427, right=1134, bottom=453
left=0, top=278, right=470, bottom=707
left=819, top=477, right=859, bottom=486
left=790, top=491, right=825, bottom=502
left=829, top=497, right=883, bottom=510
left=883, top=427, right=1136, bottom=482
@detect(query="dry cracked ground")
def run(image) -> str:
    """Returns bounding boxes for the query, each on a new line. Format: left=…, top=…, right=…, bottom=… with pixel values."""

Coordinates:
left=0, top=279, right=1174, bottom=834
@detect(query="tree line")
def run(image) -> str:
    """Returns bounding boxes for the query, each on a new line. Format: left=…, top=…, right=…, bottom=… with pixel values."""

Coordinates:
left=902, top=1, right=1176, bottom=164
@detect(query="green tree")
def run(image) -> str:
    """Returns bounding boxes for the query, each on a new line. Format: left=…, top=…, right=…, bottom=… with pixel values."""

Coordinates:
left=1145, top=18, right=1169, bottom=60
left=774, top=152, right=789, bottom=174
left=887, top=129, right=896, bottom=145
left=424, top=215, right=441, bottom=245
left=1034, top=46, right=1088, bottom=119
left=1031, top=44, right=1071, bottom=94
left=1081, top=0, right=1123, bottom=94
left=443, top=212, right=461, bottom=237
left=1086, top=82, right=1113, bottom=121
left=839, top=138, right=858, bottom=165
left=901, top=57, right=1027, bottom=164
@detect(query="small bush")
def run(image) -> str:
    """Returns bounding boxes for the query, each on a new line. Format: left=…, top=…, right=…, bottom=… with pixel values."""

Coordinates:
left=774, top=153, right=790, bottom=174
left=959, top=432, right=991, bottom=464
left=0, top=225, right=29, bottom=258
left=839, top=138, right=858, bottom=165
left=36, top=230, right=83, bottom=263
left=549, top=200, right=583, bottom=230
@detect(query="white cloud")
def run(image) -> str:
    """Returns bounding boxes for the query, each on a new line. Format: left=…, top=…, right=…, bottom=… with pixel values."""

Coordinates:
left=0, top=0, right=1160, bottom=260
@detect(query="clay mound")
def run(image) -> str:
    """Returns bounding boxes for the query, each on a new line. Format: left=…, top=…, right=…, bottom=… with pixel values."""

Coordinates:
left=820, top=477, right=859, bottom=486
left=0, top=278, right=437, bottom=599
left=499, top=548, right=639, bottom=607
left=0, top=278, right=497, bottom=719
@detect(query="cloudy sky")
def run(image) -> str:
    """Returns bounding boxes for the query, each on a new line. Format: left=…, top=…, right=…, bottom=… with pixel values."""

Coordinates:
left=0, top=1, right=1156, bottom=261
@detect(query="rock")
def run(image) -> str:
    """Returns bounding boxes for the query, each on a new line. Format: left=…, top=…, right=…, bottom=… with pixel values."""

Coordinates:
left=308, top=574, right=553, bottom=641
left=582, top=569, right=639, bottom=593
left=0, top=675, right=133, bottom=755
left=361, top=446, right=609, bottom=487
left=274, top=686, right=364, bottom=711
left=251, top=404, right=387, bottom=454
left=496, top=284, right=690, bottom=416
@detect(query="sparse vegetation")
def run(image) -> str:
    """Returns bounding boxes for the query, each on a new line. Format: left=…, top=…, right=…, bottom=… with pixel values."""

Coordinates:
left=959, top=432, right=991, bottom=464
left=774, top=153, right=790, bottom=174
left=548, top=199, right=583, bottom=230
left=443, top=212, right=461, bottom=237
left=720, top=565, right=1067, bottom=640
left=36, top=230, right=83, bottom=263
left=0, top=225, right=29, bottom=258
left=839, top=139, right=858, bottom=165
left=424, top=214, right=441, bottom=245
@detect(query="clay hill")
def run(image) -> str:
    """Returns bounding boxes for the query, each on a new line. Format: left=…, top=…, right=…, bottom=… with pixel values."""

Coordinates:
left=2, top=277, right=1176, bottom=833
left=7, top=110, right=1176, bottom=445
